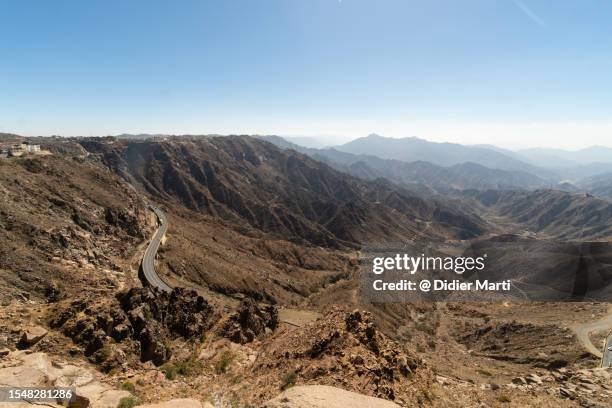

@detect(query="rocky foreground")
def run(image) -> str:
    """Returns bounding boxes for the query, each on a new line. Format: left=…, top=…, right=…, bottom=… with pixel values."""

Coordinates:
left=2, top=297, right=601, bottom=407
left=507, top=367, right=612, bottom=408
left=0, top=349, right=406, bottom=408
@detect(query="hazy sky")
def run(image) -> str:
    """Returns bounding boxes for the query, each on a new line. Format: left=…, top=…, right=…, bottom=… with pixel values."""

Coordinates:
left=1, top=0, right=612, bottom=149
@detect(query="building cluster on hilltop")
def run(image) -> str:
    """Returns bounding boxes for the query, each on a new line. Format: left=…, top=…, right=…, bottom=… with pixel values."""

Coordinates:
left=0, top=142, right=41, bottom=158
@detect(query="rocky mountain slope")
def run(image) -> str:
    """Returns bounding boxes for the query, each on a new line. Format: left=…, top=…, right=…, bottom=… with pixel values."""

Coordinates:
left=81, top=136, right=487, bottom=246
left=63, top=136, right=490, bottom=304
left=577, top=172, right=612, bottom=199
left=461, top=189, right=612, bottom=240
left=0, top=154, right=151, bottom=303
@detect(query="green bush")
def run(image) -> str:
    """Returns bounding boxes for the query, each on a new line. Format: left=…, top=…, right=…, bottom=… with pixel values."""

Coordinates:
left=162, top=356, right=204, bottom=380
left=117, top=396, right=140, bottom=408
left=162, top=365, right=176, bottom=380
left=280, top=370, right=297, bottom=390
left=120, top=381, right=135, bottom=393
left=397, top=326, right=413, bottom=341
left=18, top=158, right=44, bottom=173
left=497, top=394, right=511, bottom=403
left=477, top=369, right=493, bottom=377
left=214, top=351, right=235, bottom=374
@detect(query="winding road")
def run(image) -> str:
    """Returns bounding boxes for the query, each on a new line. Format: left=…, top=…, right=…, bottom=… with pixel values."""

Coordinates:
left=603, top=333, right=612, bottom=368
left=141, top=207, right=172, bottom=293
left=572, top=306, right=612, bottom=365
left=142, top=206, right=612, bottom=365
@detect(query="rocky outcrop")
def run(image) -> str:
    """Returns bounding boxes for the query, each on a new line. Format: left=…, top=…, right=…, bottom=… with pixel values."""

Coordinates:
left=251, top=309, right=428, bottom=405
left=263, top=385, right=401, bottom=408
left=120, top=287, right=214, bottom=339
left=221, top=298, right=278, bottom=344
left=343, top=310, right=418, bottom=378
left=51, top=287, right=214, bottom=369
left=104, top=206, right=144, bottom=238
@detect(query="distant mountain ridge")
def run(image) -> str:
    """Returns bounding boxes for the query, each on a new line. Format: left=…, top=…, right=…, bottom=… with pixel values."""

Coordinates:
left=260, top=136, right=550, bottom=193
left=265, top=134, right=612, bottom=197
left=518, top=146, right=612, bottom=167
left=333, top=134, right=556, bottom=179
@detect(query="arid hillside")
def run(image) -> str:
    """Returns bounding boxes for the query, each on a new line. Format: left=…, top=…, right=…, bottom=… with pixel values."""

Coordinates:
left=461, top=189, right=612, bottom=240
left=0, top=153, right=151, bottom=303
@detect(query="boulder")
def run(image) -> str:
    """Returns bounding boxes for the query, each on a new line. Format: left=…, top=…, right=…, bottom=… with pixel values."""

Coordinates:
left=526, top=373, right=542, bottom=385
left=263, top=385, right=401, bottom=408
left=0, top=351, right=130, bottom=408
left=52, top=287, right=213, bottom=369
left=16, top=325, right=48, bottom=349
left=77, top=382, right=131, bottom=408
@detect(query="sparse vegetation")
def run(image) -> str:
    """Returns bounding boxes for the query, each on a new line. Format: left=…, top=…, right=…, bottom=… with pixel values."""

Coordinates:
left=117, top=396, right=140, bottom=408
left=477, top=369, right=493, bottom=377
left=214, top=351, right=235, bottom=374
left=397, top=325, right=413, bottom=341
left=421, top=389, right=436, bottom=402
left=162, top=365, right=175, bottom=380
left=280, top=370, right=297, bottom=390
left=230, top=373, right=243, bottom=385
left=120, top=381, right=135, bottom=393
left=414, top=321, right=435, bottom=335
left=18, top=158, right=44, bottom=173
left=497, top=394, right=511, bottom=403
left=162, top=355, right=204, bottom=380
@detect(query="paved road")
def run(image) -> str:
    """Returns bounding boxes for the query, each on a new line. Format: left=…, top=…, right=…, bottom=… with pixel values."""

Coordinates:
left=602, top=332, right=612, bottom=368
left=573, top=306, right=612, bottom=359
left=141, top=207, right=172, bottom=293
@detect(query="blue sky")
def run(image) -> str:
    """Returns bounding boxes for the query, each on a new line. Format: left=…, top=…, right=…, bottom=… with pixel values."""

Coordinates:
left=1, top=0, right=611, bottom=148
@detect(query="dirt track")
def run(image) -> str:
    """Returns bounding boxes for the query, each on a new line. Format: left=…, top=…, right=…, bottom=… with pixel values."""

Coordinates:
left=573, top=305, right=612, bottom=358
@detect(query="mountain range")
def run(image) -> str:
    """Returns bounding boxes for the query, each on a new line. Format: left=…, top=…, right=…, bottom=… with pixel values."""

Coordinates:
left=260, top=136, right=551, bottom=194
left=259, top=134, right=612, bottom=198
left=81, top=136, right=486, bottom=246
left=2, top=132, right=612, bottom=407
left=334, top=134, right=556, bottom=178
